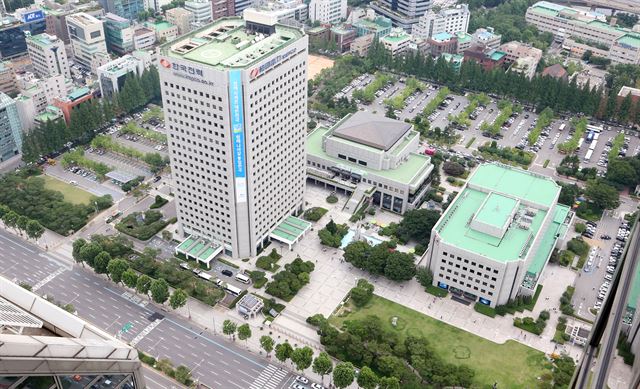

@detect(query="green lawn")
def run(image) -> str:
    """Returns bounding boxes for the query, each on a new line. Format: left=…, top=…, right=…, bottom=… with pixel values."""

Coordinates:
left=39, top=175, right=94, bottom=205
left=330, top=295, right=550, bottom=388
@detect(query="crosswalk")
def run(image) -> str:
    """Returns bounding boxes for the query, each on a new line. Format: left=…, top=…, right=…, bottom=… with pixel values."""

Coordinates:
left=249, top=364, right=288, bottom=389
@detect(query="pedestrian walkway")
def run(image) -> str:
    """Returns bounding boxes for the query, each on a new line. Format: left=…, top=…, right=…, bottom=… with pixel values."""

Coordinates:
left=249, top=364, right=288, bottom=389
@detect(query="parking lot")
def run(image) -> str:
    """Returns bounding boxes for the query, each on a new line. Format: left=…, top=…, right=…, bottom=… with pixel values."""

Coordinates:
left=44, top=163, right=125, bottom=201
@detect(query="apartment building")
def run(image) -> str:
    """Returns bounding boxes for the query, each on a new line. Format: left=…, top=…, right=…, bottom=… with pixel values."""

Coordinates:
left=308, top=0, right=347, bottom=25
left=159, top=14, right=308, bottom=258
left=185, top=0, right=213, bottom=27
left=103, top=13, right=135, bottom=55
left=166, top=7, right=195, bottom=35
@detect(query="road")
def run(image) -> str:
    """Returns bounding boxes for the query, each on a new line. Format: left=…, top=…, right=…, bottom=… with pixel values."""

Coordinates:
left=0, top=228, right=295, bottom=389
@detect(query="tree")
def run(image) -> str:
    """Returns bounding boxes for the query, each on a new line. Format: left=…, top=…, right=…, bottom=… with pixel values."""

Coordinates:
left=350, top=279, right=374, bottom=307
left=415, top=266, right=433, bottom=287
left=79, top=242, right=102, bottom=267
left=357, top=366, right=379, bottom=389
left=395, top=209, right=441, bottom=244
left=223, top=319, right=237, bottom=340
left=136, top=274, right=152, bottom=296
left=72, top=238, right=87, bottom=265
left=290, top=346, right=313, bottom=372
left=16, top=215, right=29, bottom=235
left=237, top=323, right=252, bottom=345
left=94, top=194, right=113, bottom=210
left=3, top=210, right=18, bottom=231
left=25, top=220, right=45, bottom=241
left=378, top=376, right=400, bottom=389
left=169, top=288, right=188, bottom=310
left=275, top=342, right=293, bottom=365
left=333, top=362, right=355, bottom=389
left=174, top=365, right=192, bottom=386
left=443, top=161, right=466, bottom=176
left=122, top=268, right=138, bottom=288
left=585, top=179, right=620, bottom=210
left=107, top=258, right=129, bottom=283
left=607, top=159, right=638, bottom=187
left=312, top=352, right=333, bottom=383
left=260, top=335, right=275, bottom=357
left=150, top=278, right=170, bottom=304
left=384, top=251, right=416, bottom=281
left=93, top=251, right=112, bottom=274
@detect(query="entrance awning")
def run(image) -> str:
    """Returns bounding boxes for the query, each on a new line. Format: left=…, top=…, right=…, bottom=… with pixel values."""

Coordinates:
left=269, top=216, right=312, bottom=249
left=175, top=236, right=223, bottom=268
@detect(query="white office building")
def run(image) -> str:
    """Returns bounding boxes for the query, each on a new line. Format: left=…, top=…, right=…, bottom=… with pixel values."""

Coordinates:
left=185, top=0, right=213, bottom=28
left=0, top=274, right=146, bottom=387
left=308, top=0, right=346, bottom=25
left=159, top=14, right=308, bottom=258
left=66, top=12, right=109, bottom=70
left=412, top=4, right=469, bottom=39
left=425, top=163, right=572, bottom=308
left=243, top=0, right=308, bottom=25
left=26, top=33, right=71, bottom=79
left=98, top=54, right=150, bottom=97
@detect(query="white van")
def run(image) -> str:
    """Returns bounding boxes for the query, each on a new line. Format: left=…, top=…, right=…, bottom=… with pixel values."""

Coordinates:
left=197, top=272, right=213, bottom=281
left=235, top=273, right=251, bottom=284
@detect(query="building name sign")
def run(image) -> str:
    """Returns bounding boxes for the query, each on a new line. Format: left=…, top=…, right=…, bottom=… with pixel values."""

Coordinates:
left=249, top=47, right=297, bottom=79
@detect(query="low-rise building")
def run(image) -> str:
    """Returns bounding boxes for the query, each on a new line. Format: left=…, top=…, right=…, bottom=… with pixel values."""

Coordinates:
left=618, top=86, right=640, bottom=105
left=165, top=7, right=194, bottom=35
left=210, top=0, right=234, bottom=21
left=132, top=27, right=156, bottom=50
left=306, top=111, right=434, bottom=214
left=412, top=4, right=470, bottom=40
left=369, top=0, right=433, bottom=31
left=0, top=61, right=17, bottom=95
left=463, top=45, right=506, bottom=71
left=455, top=32, right=472, bottom=54
left=0, top=92, right=22, bottom=161
left=33, top=105, right=64, bottom=128
left=53, top=87, right=94, bottom=124
left=428, top=31, right=458, bottom=56
left=308, top=25, right=330, bottom=47
left=145, top=21, right=179, bottom=43
left=103, top=13, right=135, bottom=55
left=509, top=56, right=538, bottom=79
left=610, top=34, right=640, bottom=65
left=90, top=52, right=112, bottom=75
left=381, top=28, right=412, bottom=57
left=352, top=10, right=392, bottom=39
left=330, top=25, right=357, bottom=52
left=541, top=63, right=568, bottom=81
left=425, top=163, right=572, bottom=307
left=185, top=0, right=213, bottom=27
left=351, top=33, right=374, bottom=56
left=572, top=68, right=606, bottom=90
left=26, top=32, right=71, bottom=79
left=441, top=52, right=464, bottom=72
left=97, top=54, right=150, bottom=98
left=471, top=27, right=502, bottom=50
left=499, top=41, right=543, bottom=64
left=243, top=0, right=308, bottom=26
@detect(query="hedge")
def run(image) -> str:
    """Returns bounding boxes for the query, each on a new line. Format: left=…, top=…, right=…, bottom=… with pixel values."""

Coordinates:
left=474, top=303, right=496, bottom=318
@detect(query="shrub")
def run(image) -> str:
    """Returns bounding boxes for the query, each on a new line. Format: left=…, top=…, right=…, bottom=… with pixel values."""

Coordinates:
left=115, top=210, right=169, bottom=240
left=349, top=279, right=374, bottom=307
left=474, top=303, right=496, bottom=317
left=318, top=220, right=348, bottom=247
left=303, top=207, right=328, bottom=222
left=265, top=257, right=315, bottom=300
left=150, top=195, right=168, bottom=209
left=326, top=194, right=338, bottom=204
left=414, top=243, right=426, bottom=256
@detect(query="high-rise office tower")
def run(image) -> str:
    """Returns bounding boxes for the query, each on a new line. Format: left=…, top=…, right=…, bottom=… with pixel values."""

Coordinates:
left=0, top=92, right=23, bottom=161
left=98, top=0, right=145, bottom=21
left=66, top=13, right=109, bottom=70
left=159, top=13, right=308, bottom=258
left=26, top=33, right=71, bottom=79
left=371, top=0, right=433, bottom=31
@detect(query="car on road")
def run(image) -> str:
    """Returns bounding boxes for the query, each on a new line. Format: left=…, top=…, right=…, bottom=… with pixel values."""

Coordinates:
left=600, top=235, right=611, bottom=240
left=296, top=376, right=309, bottom=384
left=221, top=269, right=233, bottom=277
left=311, top=384, right=326, bottom=389
left=604, top=274, right=612, bottom=281
left=606, top=266, right=615, bottom=274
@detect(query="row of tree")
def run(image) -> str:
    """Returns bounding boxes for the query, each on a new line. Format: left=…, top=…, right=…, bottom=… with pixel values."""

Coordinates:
left=0, top=204, right=44, bottom=241
left=72, top=237, right=188, bottom=309
left=343, top=241, right=416, bottom=282
left=21, top=67, right=161, bottom=163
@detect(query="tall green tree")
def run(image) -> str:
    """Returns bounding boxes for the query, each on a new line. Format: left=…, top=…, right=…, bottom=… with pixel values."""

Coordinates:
left=260, top=335, right=275, bottom=357
left=333, top=362, right=355, bottom=389
left=93, top=251, right=112, bottom=274
left=237, top=323, right=252, bottom=345
left=275, top=342, right=293, bottom=365
left=357, top=366, right=378, bottom=389
left=136, top=274, right=152, bottom=296
left=312, top=352, right=333, bottom=383
left=150, top=278, right=170, bottom=304
left=107, top=259, right=130, bottom=283
left=290, top=346, right=313, bottom=373
left=25, top=220, right=45, bottom=241
left=169, top=288, right=188, bottom=310
left=222, top=319, right=237, bottom=340
left=122, top=268, right=138, bottom=288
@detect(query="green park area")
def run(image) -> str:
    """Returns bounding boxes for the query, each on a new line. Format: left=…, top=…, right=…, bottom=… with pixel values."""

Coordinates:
left=330, top=295, right=549, bottom=388
left=39, top=175, right=94, bottom=205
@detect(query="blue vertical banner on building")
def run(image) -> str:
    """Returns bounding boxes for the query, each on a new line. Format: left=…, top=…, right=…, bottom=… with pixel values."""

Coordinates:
left=229, top=70, right=247, bottom=203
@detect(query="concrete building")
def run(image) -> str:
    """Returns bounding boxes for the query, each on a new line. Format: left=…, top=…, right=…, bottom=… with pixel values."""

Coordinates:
left=242, top=0, right=309, bottom=26
left=158, top=15, right=308, bottom=258
left=369, top=0, right=432, bottom=31
left=0, top=92, right=22, bottom=161
left=425, top=163, right=572, bottom=308
left=463, top=46, right=507, bottom=71
left=499, top=41, right=543, bottom=64
left=234, top=0, right=254, bottom=15
left=307, top=112, right=433, bottom=214
left=428, top=31, right=457, bottom=56
left=352, top=10, right=392, bottom=39
left=33, top=105, right=64, bottom=127
left=98, top=0, right=144, bottom=21
left=0, top=274, right=145, bottom=387
left=542, top=63, right=568, bottom=81
left=441, top=52, right=463, bottom=72
left=44, top=1, right=105, bottom=44
left=308, top=0, right=347, bottom=25
left=146, top=0, right=172, bottom=12
left=526, top=2, right=640, bottom=65
left=572, top=68, right=606, bottom=90
left=0, top=61, right=17, bottom=94
left=97, top=54, right=150, bottom=97
left=166, top=7, right=195, bottom=35
left=16, top=78, right=68, bottom=131
left=133, top=27, right=157, bottom=50
left=26, top=33, right=71, bottom=79
left=53, top=87, right=93, bottom=124
left=103, top=13, right=135, bottom=55
left=330, top=25, right=356, bottom=52
left=412, top=4, right=469, bottom=40
left=66, top=13, right=109, bottom=70
left=185, top=0, right=213, bottom=27
left=618, top=86, right=640, bottom=105
left=381, top=28, right=411, bottom=57
left=455, top=31, right=472, bottom=54
left=509, top=56, right=538, bottom=79
left=211, top=0, right=235, bottom=20
left=16, top=72, right=70, bottom=108
left=145, top=20, right=179, bottom=42
left=350, top=33, right=374, bottom=56
left=471, top=27, right=502, bottom=50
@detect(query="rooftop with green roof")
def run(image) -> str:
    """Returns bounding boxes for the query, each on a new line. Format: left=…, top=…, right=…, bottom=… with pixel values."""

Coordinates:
left=161, top=17, right=303, bottom=70
left=26, top=33, right=61, bottom=47
left=617, top=34, right=640, bottom=48
left=435, top=163, right=563, bottom=263
left=146, top=20, right=176, bottom=31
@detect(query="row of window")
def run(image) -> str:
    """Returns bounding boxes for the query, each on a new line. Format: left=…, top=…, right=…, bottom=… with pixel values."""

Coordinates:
left=439, top=273, right=495, bottom=296
left=443, top=251, right=500, bottom=274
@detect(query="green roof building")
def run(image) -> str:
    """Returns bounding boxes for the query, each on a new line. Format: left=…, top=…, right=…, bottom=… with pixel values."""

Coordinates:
left=425, top=163, right=572, bottom=307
